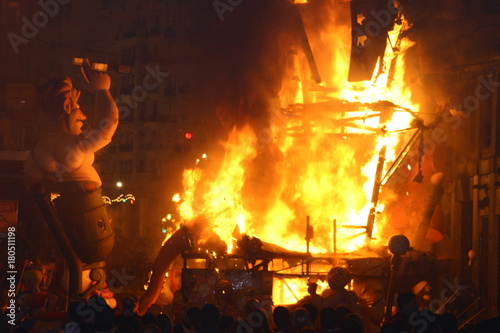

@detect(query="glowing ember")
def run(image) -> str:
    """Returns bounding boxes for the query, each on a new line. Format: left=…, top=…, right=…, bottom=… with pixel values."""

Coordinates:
left=172, top=194, right=181, bottom=203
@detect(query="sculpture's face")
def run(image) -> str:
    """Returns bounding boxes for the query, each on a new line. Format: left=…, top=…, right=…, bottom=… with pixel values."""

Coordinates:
left=65, top=88, right=86, bottom=135
left=327, top=267, right=351, bottom=290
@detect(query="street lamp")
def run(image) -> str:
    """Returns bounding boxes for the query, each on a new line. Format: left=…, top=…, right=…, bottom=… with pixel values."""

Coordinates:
left=383, top=234, right=410, bottom=323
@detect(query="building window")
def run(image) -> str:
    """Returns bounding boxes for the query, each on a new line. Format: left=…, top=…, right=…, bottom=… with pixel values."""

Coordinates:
left=150, top=16, right=160, bottom=35
left=122, top=47, right=135, bottom=66
left=119, top=160, right=133, bottom=174
left=147, top=131, right=157, bottom=150
left=119, top=133, right=133, bottom=152
left=138, top=159, right=145, bottom=173
left=147, top=101, right=158, bottom=121
left=142, top=45, right=150, bottom=64
left=139, top=131, right=145, bottom=149
left=120, top=75, right=133, bottom=95
left=139, top=103, right=146, bottom=121
left=150, top=159, right=157, bottom=173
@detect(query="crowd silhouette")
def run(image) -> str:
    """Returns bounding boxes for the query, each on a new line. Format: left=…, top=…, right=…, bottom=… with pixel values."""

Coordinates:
left=2, top=266, right=499, bottom=333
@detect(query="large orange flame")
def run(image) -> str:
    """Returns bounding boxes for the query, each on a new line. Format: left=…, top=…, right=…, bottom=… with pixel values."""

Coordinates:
left=174, top=1, right=419, bottom=258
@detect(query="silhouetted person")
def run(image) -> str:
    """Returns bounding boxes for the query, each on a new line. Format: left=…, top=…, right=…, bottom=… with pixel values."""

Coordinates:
left=115, top=324, right=135, bottom=333
left=66, top=300, right=93, bottom=333
left=297, top=328, right=316, bottom=333
left=338, top=313, right=365, bottom=333
left=302, top=304, right=318, bottom=326
left=291, top=307, right=312, bottom=333
left=389, top=292, right=419, bottom=333
left=298, top=283, right=323, bottom=310
left=273, top=306, right=291, bottom=333
left=142, top=313, right=158, bottom=327
left=334, top=306, right=352, bottom=331
left=379, top=322, right=399, bottom=333
left=218, top=315, right=235, bottom=333
left=115, top=296, right=141, bottom=329
left=229, top=318, right=253, bottom=333
left=186, top=306, right=202, bottom=332
left=141, top=323, right=162, bottom=333
left=322, top=268, right=361, bottom=314
left=473, top=316, right=500, bottom=333
left=201, top=304, right=220, bottom=333
left=122, top=314, right=143, bottom=333
left=157, top=313, right=173, bottom=333
left=245, top=299, right=261, bottom=318
left=253, top=309, right=271, bottom=333
left=91, top=295, right=114, bottom=332
left=438, top=312, right=458, bottom=333
left=319, top=307, right=336, bottom=333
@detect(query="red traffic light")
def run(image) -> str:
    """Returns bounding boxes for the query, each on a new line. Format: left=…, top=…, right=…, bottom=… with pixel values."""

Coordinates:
left=185, top=132, right=192, bottom=139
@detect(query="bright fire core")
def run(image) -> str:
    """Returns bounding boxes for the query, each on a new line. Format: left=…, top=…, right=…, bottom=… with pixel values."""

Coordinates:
left=175, top=1, right=418, bottom=257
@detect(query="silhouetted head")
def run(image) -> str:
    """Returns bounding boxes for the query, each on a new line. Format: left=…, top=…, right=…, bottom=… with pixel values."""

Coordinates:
left=302, top=304, right=318, bottom=324
left=319, top=307, right=336, bottom=330
left=202, top=303, right=220, bottom=328
left=338, top=313, right=364, bottom=333
left=273, top=306, right=290, bottom=330
left=292, top=307, right=311, bottom=329
left=186, top=306, right=202, bottom=330
left=122, top=296, right=138, bottom=312
left=334, top=306, right=352, bottom=326
left=157, top=313, right=172, bottom=333
left=218, top=315, right=235, bottom=333
left=396, top=292, right=418, bottom=316
left=327, top=267, right=352, bottom=290
left=438, top=312, right=458, bottom=333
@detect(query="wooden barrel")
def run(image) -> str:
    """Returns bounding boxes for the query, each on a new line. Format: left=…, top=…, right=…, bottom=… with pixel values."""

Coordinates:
left=54, top=188, right=114, bottom=263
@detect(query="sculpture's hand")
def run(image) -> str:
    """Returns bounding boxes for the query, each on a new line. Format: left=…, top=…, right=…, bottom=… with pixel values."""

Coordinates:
left=81, top=59, right=111, bottom=92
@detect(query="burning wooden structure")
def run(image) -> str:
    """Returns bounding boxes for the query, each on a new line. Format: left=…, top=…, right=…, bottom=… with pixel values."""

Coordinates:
left=139, top=1, right=455, bottom=315
left=145, top=0, right=500, bottom=319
